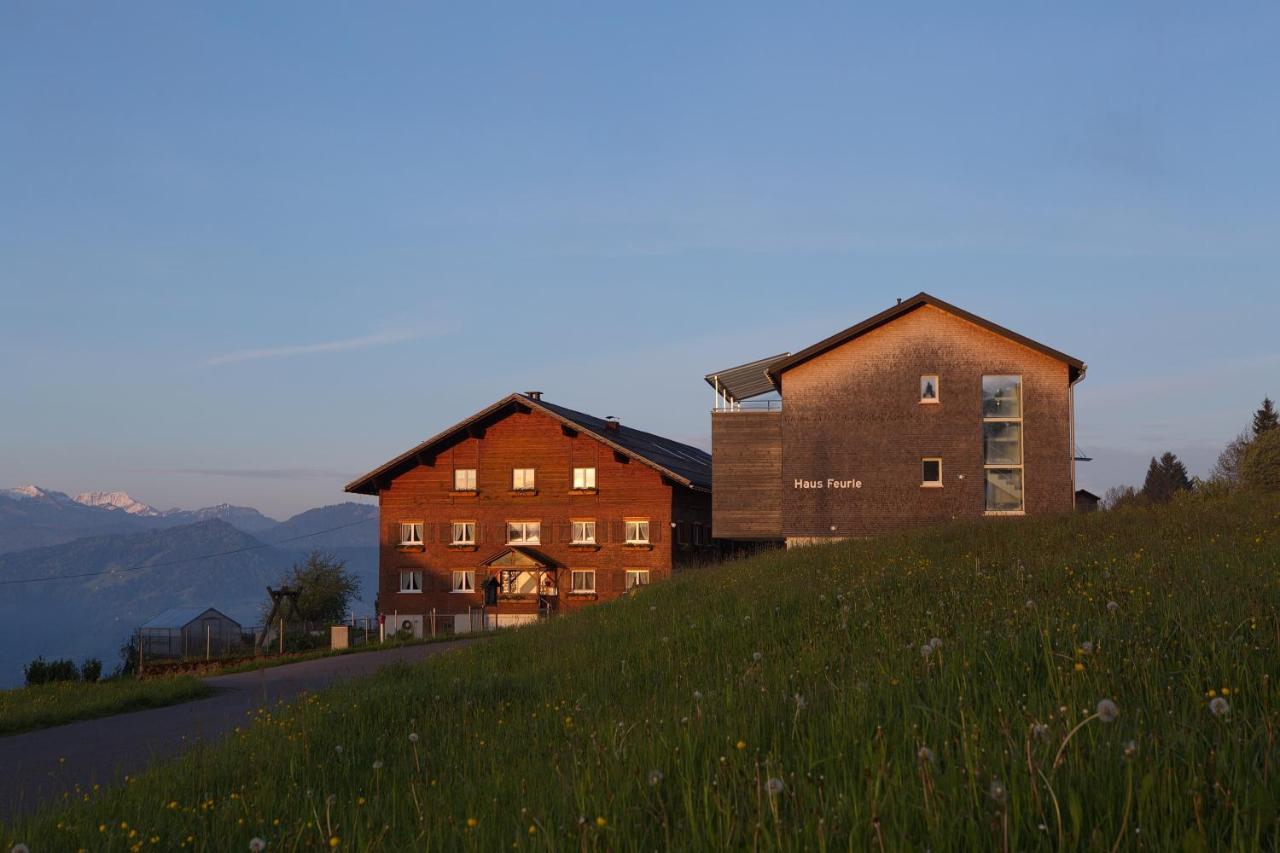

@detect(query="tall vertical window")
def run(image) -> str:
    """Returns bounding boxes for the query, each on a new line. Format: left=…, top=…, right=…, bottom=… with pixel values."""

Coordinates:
left=451, top=521, right=476, bottom=545
left=399, top=570, right=423, bottom=592
left=512, top=468, right=536, bottom=491
left=454, top=469, right=477, bottom=491
left=982, top=375, right=1024, bottom=512
left=572, top=467, right=596, bottom=489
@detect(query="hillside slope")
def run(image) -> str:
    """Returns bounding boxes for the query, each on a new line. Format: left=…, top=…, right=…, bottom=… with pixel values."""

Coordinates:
left=5, top=495, right=1279, bottom=850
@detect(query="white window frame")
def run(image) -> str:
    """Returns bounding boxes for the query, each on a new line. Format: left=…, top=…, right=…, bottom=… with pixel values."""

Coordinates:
left=572, top=467, right=597, bottom=490
left=399, top=570, right=423, bottom=593
left=506, top=520, right=541, bottom=544
left=571, top=519, right=596, bottom=544
left=512, top=468, right=536, bottom=491
left=451, top=521, right=475, bottom=545
left=920, top=374, right=940, bottom=404
left=921, top=457, right=943, bottom=488
left=625, top=569, right=650, bottom=590
left=454, top=468, right=477, bottom=491
left=451, top=570, right=475, bottom=593
left=399, top=521, right=423, bottom=546
left=983, top=374, right=1025, bottom=514
left=625, top=519, right=650, bottom=545
left=570, top=569, right=596, bottom=594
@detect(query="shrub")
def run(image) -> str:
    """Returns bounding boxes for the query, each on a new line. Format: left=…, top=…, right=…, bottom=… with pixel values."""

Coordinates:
left=80, top=658, right=103, bottom=683
left=24, top=657, right=79, bottom=686
left=1241, top=428, right=1280, bottom=492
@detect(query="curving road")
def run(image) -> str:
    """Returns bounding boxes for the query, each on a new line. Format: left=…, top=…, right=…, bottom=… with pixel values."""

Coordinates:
left=0, top=640, right=475, bottom=822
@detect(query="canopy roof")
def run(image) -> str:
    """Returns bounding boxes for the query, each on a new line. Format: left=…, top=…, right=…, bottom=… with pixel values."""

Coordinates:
left=703, top=353, right=790, bottom=403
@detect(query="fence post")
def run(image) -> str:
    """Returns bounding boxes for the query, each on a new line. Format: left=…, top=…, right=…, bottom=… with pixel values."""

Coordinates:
left=137, top=629, right=144, bottom=678
left=206, top=624, right=211, bottom=662
left=278, top=617, right=284, bottom=655
left=431, top=608, right=436, bottom=637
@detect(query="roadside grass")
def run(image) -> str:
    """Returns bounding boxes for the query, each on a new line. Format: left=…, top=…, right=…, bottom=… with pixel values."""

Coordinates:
left=183, top=634, right=473, bottom=679
left=5, top=493, right=1279, bottom=850
left=0, top=677, right=212, bottom=737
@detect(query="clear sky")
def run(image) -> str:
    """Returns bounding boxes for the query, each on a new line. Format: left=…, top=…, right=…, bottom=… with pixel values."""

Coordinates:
left=2, top=3, right=1277, bottom=518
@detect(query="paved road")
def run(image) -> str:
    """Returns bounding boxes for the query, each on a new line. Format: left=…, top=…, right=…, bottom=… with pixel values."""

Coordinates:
left=0, top=640, right=474, bottom=822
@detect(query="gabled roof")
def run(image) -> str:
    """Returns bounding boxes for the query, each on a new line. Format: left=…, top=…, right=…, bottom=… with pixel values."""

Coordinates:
left=704, top=353, right=790, bottom=403
left=344, top=394, right=712, bottom=496
left=140, top=606, right=239, bottom=630
left=478, top=546, right=559, bottom=570
left=766, top=293, right=1086, bottom=385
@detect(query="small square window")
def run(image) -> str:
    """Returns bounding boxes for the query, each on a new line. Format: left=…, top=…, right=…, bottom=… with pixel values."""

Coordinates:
left=922, top=458, right=943, bottom=487
left=451, top=522, right=475, bottom=545
left=451, top=570, right=475, bottom=593
left=399, top=570, right=423, bottom=593
left=513, top=468, right=536, bottom=490
left=625, top=519, right=650, bottom=544
left=399, top=522, right=423, bottom=545
left=506, top=521, right=541, bottom=544
left=454, top=469, right=477, bottom=491
left=571, top=570, right=596, bottom=593
left=571, top=520, right=596, bottom=544
left=625, top=569, right=650, bottom=590
left=920, top=375, right=939, bottom=403
left=572, top=467, right=596, bottom=489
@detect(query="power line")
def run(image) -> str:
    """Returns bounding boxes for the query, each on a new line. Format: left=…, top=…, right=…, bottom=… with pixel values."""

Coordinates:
left=0, top=517, right=377, bottom=587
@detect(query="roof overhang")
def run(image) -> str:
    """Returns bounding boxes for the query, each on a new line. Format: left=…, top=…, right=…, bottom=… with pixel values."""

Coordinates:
left=766, top=293, right=1086, bottom=386
left=345, top=393, right=708, bottom=496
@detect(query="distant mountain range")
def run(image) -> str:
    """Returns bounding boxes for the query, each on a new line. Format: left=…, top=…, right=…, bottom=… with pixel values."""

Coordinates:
left=0, top=487, right=379, bottom=688
left=0, top=485, right=360, bottom=553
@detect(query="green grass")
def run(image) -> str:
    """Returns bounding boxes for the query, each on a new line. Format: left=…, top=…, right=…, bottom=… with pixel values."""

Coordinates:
left=0, top=676, right=213, bottom=737
left=198, top=633, right=473, bottom=678
left=5, top=494, right=1279, bottom=850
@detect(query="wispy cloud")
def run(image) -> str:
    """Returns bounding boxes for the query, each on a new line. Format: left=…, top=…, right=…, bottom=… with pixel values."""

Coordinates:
left=203, top=330, right=423, bottom=366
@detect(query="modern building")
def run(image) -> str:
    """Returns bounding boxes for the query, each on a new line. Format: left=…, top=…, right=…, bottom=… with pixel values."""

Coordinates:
left=345, top=393, right=714, bottom=636
left=706, top=293, right=1087, bottom=545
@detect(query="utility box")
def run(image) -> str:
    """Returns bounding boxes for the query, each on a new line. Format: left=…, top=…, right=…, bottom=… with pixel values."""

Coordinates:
left=330, top=625, right=350, bottom=650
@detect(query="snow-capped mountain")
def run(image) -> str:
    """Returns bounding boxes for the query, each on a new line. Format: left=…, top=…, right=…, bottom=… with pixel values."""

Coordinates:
left=3, top=484, right=78, bottom=505
left=72, top=490, right=160, bottom=516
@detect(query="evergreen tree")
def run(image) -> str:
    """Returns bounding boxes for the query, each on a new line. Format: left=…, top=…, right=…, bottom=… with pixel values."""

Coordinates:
left=1254, top=397, right=1279, bottom=437
left=1142, top=452, right=1193, bottom=503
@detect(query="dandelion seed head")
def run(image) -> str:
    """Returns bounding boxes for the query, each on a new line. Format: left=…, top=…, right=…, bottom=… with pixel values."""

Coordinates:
left=920, top=644, right=933, bottom=658
left=1096, top=699, right=1119, bottom=723
left=1031, top=723, right=1049, bottom=740
left=1081, top=641, right=1094, bottom=655
left=12, top=845, right=31, bottom=853
left=648, top=769, right=664, bottom=786
left=409, top=732, right=419, bottom=743
left=1123, top=740, right=1139, bottom=759
left=334, top=745, right=343, bottom=754
left=372, top=760, right=384, bottom=770
left=917, top=746, right=935, bottom=765
left=929, top=637, right=942, bottom=651
left=752, top=651, right=763, bottom=662
left=1210, top=696, right=1230, bottom=717
left=989, top=777, right=1007, bottom=804
left=1107, top=600, right=1119, bottom=613
left=765, top=777, right=785, bottom=796
left=1025, top=599, right=1035, bottom=610
left=693, top=690, right=703, bottom=702
left=249, top=839, right=267, bottom=852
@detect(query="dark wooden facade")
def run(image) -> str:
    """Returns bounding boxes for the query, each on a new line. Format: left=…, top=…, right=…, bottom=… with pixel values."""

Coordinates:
left=711, top=295, right=1086, bottom=543
left=347, top=395, right=713, bottom=634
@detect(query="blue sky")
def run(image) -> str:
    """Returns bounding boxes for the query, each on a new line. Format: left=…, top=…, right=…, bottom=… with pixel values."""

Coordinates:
left=2, top=3, right=1277, bottom=518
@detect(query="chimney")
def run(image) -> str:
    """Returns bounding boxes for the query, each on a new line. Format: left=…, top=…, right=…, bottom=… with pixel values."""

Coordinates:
left=604, top=416, right=620, bottom=432
left=526, top=390, right=543, bottom=401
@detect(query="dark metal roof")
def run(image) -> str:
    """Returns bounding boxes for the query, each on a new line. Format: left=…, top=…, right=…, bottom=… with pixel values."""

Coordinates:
left=345, top=394, right=711, bottom=495
left=140, top=606, right=239, bottom=630
left=703, top=353, right=789, bottom=402
left=767, top=293, right=1087, bottom=385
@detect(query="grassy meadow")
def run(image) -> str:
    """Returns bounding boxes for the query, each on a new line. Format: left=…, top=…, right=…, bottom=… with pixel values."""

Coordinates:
left=0, top=677, right=212, bottom=738
left=4, top=494, right=1279, bottom=850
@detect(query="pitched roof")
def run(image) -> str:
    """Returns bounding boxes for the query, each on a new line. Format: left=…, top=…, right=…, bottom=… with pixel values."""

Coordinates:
left=703, top=353, right=790, bottom=402
left=766, top=293, right=1086, bottom=385
left=140, top=606, right=239, bottom=630
left=344, top=394, right=711, bottom=495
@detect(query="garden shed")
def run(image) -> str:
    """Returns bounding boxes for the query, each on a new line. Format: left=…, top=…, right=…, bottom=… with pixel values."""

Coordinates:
left=139, top=606, right=244, bottom=660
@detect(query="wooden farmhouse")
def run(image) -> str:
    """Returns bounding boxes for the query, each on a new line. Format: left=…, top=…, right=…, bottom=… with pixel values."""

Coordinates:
left=346, top=393, right=715, bottom=635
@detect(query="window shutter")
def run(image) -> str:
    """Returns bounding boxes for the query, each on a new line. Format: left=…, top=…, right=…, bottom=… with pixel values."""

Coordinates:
left=612, top=571, right=625, bottom=592
left=612, top=521, right=625, bottom=542
left=651, top=522, right=662, bottom=543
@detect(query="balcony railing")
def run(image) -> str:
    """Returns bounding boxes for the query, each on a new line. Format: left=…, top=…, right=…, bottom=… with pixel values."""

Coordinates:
left=712, top=398, right=782, bottom=412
